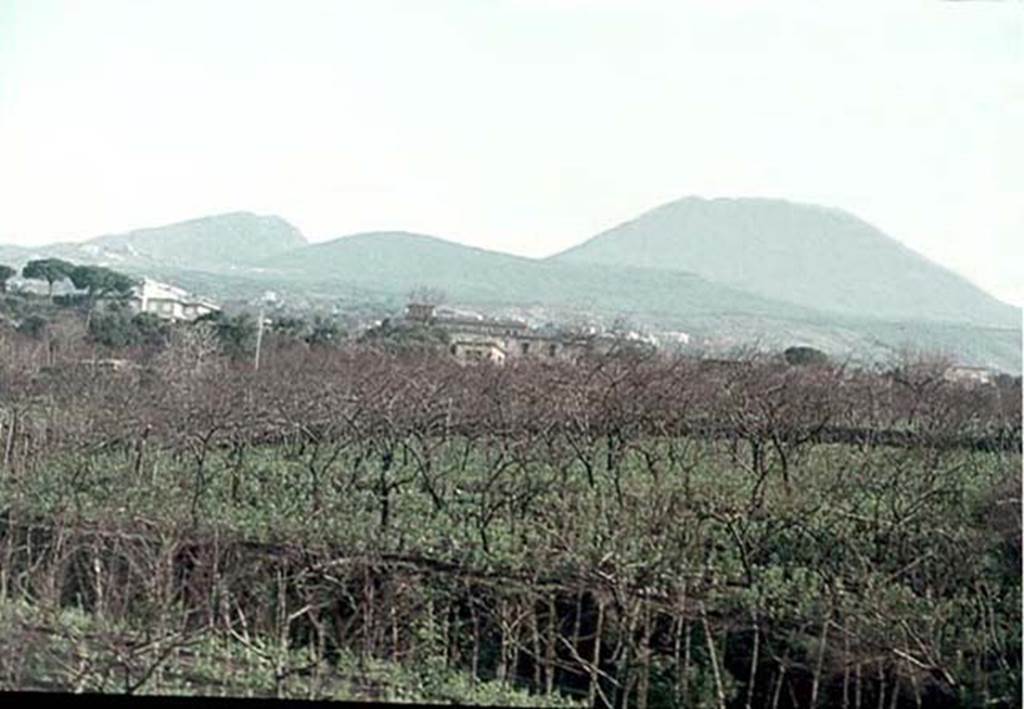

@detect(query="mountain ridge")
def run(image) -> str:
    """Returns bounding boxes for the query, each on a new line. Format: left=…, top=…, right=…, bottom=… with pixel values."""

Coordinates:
left=10, top=212, right=307, bottom=272
left=260, top=229, right=822, bottom=318
left=85, top=211, right=308, bottom=269
left=0, top=199, right=1019, bottom=371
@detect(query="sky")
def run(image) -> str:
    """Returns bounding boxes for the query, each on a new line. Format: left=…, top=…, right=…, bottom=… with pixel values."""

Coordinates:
left=1, top=0, right=1022, bottom=305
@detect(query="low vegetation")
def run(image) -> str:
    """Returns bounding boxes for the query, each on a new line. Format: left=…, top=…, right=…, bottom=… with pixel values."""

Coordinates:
left=0, top=314, right=1019, bottom=707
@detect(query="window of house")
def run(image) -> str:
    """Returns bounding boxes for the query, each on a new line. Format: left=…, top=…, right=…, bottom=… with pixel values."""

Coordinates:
left=521, top=342, right=530, bottom=355
left=548, top=344, right=557, bottom=357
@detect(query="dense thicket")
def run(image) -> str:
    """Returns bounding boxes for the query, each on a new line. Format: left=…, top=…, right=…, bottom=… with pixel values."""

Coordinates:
left=0, top=332, right=1019, bottom=706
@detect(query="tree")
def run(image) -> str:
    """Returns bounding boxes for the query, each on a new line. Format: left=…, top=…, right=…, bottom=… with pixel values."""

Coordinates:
left=132, top=312, right=171, bottom=348
left=88, top=308, right=139, bottom=348
left=0, top=265, right=15, bottom=293
left=22, top=258, right=74, bottom=298
left=783, top=345, right=829, bottom=367
left=199, top=312, right=258, bottom=360
left=16, top=314, right=48, bottom=339
left=359, top=318, right=449, bottom=353
left=87, top=308, right=170, bottom=349
left=270, top=315, right=309, bottom=341
left=68, top=265, right=137, bottom=301
left=156, top=320, right=220, bottom=377
left=306, top=315, right=344, bottom=348
left=66, top=265, right=136, bottom=330
left=407, top=285, right=447, bottom=306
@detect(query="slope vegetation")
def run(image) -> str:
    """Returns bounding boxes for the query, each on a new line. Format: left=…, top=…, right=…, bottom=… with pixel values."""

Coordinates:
left=552, top=196, right=1019, bottom=327
left=262, top=230, right=811, bottom=319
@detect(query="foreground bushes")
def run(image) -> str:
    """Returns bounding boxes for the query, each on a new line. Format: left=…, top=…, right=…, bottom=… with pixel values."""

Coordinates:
left=0, top=341, right=1020, bottom=707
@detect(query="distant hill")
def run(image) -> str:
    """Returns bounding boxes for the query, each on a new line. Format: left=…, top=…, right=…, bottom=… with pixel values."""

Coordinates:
left=0, top=200, right=1019, bottom=372
left=255, top=229, right=1020, bottom=372
left=261, top=230, right=810, bottom=319
left=18, top=212, right=307, bottom=272
left=551, top=196, right=1020, bottom=328
left=0, top=244, right=30, bottom=265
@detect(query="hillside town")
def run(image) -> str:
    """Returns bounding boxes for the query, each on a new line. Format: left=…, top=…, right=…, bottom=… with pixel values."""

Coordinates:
left=0, top=257, right=1014, bottom=389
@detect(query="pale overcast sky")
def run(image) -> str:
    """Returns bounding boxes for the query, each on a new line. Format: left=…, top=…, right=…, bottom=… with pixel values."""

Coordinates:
left=1, top=0, right=1021, bottom=304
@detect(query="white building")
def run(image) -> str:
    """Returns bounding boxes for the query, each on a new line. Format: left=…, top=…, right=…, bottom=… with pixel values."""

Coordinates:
left=450, top=337, right=507, bottom=365
left=128, top=278, right=220, bottom=321
left=943, top=365, right=997, bottom=387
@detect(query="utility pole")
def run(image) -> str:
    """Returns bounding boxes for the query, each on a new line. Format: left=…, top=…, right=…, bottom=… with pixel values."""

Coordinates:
left=253, top=303, right=265, bottom=371
left=252, top=291, right=276, bottom=371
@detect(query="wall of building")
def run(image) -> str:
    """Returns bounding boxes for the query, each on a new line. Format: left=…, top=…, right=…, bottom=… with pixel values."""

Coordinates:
left=403, top=302, right=617, bottom=365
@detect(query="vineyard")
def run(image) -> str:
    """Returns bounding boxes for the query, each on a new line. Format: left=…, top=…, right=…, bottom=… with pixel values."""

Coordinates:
left=0, top=333, right=1020, bottom=707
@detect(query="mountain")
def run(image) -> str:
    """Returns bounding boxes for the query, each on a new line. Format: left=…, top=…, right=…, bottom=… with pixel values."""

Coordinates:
left=256, top=230, right=1020, bottom=372
left=260, top=230, right=813, bottom=319
left=1, top=200, right=1019, bottom=372
left=24, top=212, right=307, bottom=272
left=551, top=197, right=1020, bottom=328
left=0, top=244, right=31, bottom=264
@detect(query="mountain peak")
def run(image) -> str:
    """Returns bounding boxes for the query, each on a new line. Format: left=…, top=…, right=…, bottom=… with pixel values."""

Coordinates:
left=552, top=196, right=1018, bottom=328
left=84, top=212, right=308, bottom=269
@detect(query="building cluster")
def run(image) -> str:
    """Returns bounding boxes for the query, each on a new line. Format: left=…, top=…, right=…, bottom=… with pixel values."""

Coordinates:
left=72, top=276, right=1017, bottom=381
left=403, top=302, right=618, bottom=365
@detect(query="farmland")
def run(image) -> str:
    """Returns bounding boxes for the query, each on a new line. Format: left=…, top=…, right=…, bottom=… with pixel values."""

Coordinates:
left=0, top=337, right=1020, bottom=707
